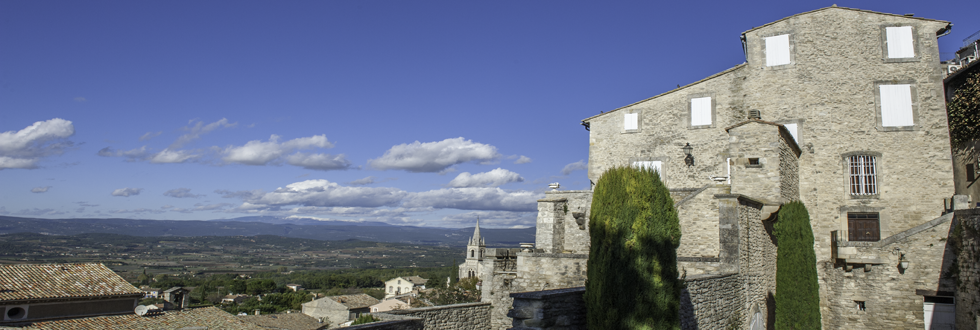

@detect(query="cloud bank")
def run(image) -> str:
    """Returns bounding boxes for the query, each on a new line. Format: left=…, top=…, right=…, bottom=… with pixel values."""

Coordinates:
left=164, top=188, right=203, bottom=198
left=369, top=137, right=500, bottom=172
left=111, top=188, right=143, bottom=197
left=0, top=118, right=75, bottom=169
left=448, top=168, right=524, bottom=187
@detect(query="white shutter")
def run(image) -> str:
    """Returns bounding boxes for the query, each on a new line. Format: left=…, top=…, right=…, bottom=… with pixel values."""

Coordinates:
left=632, top=161, right=662, bottom=174
left=783, top=123, right=799, bottom=143
left=691, top=97, right=712, bottom=126
left=880, top=84, right=913, bottom=127
left=886, top=26, right=914, bottom=58
left=765, top=34, right=791, bottom=66
left=624, top=113, right=638, bottom=130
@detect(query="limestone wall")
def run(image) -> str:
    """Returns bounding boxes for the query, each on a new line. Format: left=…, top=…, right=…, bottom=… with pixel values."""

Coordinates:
left=821, top=213, right=953, bottom=329
left=484, top=253, right=588, bottom=330
left=508, top=287, right=586, bottom=330
left=675, top=186, right=725, bottom=262
left=377, top=302, right=491, bottom=330
left=952, top=209, right=980, bottom=330
left=681, top=274, right=743, bottom=330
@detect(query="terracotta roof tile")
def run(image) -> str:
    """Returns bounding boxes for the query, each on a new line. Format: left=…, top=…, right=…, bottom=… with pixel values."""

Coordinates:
left=327, top=294, right=379, bottom=309
left=0, top=263, right=143, bottom=301
left=239, top=313, right=328, bottom=330
left=22, top=307, right=265, bottom=330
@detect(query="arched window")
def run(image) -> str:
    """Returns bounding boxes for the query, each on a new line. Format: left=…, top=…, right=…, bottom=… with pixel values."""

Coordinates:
left=470, top=250, right=474, bottom=257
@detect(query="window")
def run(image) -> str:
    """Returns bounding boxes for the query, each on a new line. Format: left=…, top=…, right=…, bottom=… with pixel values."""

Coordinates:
left=855, top=301, right=867, bottom=311
left=880, top=84, right=914, bottom=127
left=690, top=97, right=712, bottom=126
left=632, top=161, right=662, bottom=174
left=783, top=123, right=799, bottom=143
left=885, top=26, right=914, bottom=59
left=389, top=286, right=393, bottom=293
left=765, top=34, right=791, bottom=66
left=848, top=155, right=878, bottom=196
left=624, top=112, right=638, bottom=131
left=748, top=158, right=760, bottom=166
left=470, top=250, right=474, bottom=258
left=848, top=213, right=880, bottom=241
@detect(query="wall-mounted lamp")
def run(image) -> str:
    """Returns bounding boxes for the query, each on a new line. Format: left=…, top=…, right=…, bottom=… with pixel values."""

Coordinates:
left=682, top=143, right=694, bottom=167
left=898, top=253, right=910, bottom=270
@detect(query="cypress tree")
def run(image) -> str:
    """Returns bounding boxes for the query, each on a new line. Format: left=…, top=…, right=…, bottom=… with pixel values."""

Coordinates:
left=585, top=166, right=681, bottom=330
left=773, top=201, right=822, bottom=330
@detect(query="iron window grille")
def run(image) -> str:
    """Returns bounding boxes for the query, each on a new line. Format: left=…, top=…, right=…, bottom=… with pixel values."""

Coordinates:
left=849, top=155, right=878, bottom=195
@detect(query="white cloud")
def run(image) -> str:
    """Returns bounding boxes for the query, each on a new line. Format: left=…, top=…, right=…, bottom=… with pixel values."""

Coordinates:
left=561, top=160, right=588, bottom=175
left=403, top=187, right=539, bottom=212
left=223, top=134, right=333, bottom=165
left=348, top=176, right=376, bottom=186
left=171, top=118, right=236, bottom=149
left=108, top=208, right=164, bottom=214
left=242, top=179, right=407, bottom=208
left=448, top=168, right=524, bottom=187
left=514, top=156, right=532, bottom=164
left=140, top=131, right=162, bottom=141
left=164, top=188, right=203, bottom=198
left=285, top=153, right=351, bottom=171
left=369, top=137, right=500, bottom=173
left=215, top=189, right=263, bottom=199
left=111, top=187, right=143, bottom=197
left=73, top=97, right=87, bottom=103
left=149, top=149, right=198, bottom=163
left=98, top=146, right=198, bottom=164
left=194, top=203, right=232, bottom=211
left=0, top=118, right=75, bottom=169
left=31, top=186, right=51, bottom=193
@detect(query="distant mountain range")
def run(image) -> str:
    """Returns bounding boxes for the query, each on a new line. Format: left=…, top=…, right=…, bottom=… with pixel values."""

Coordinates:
left=0, top=216, right=535, bottom=247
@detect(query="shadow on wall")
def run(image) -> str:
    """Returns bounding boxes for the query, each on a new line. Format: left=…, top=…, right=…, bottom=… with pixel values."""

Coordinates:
left=679, top=286, right=697, bottom=329
left=766, top=292, right=776, bottom=330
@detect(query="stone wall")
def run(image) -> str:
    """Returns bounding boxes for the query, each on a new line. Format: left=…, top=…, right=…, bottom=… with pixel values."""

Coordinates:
left=681, top=274, right=743, bottom=330
left=821, top=212, right=954, bottom=329
left=484, top=253, right=589, bottom=330
left=952, top=209, right=980, bottom=330
left=374, top=302, right=491, bottom=330
left=508, top=287, right=586, bottom=330
left=675, top=185, right=725, bottom=263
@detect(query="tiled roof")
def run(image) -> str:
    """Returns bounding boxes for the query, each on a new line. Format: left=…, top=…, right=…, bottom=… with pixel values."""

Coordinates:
left=402, top=276, right=427, bottom=285
left=0, top=263, right=143, bottom=301
left=327, top=294, right=379, bottom=309
left=22, top=307, right=265, bottom=330
left=239, top=313, right=328, bottom=330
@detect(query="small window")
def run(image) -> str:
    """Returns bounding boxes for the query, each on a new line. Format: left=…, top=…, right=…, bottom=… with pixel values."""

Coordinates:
left=624, top=112, right=638, bottom=131
left=632, top=161, right=662, bottom=174
left=848, top=213, right=880, bottom=242
left=783, top=123, right=799, bottom=143
left=748, top=158, right=760, bottom=165
left=880, top=84, right=914, bottom=127
left=690, top=97, right=712, bottom=126
left=885, top=26, right=914, bottom=58
left=967, top=164, right=976, bottom=182
left=849, top=155, right=878, bottom=196
left=765, top=34, right=791, bottom=66
left=855, top=301, right=866, bottom=311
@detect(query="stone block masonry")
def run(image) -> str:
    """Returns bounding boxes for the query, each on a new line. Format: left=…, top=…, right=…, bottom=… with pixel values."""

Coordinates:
left=508, top=287, right=586, bottom=330
left=371, top=302, right=492, bottom=330
left=952, top=209, right=980, bottom=330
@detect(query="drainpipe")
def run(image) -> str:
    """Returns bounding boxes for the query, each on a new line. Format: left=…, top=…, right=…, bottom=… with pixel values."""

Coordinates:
left=936, top=23, right=952, bottom=38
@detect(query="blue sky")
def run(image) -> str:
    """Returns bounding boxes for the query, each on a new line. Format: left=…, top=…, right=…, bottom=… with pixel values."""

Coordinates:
left=1, top=1, right=976, bottom=228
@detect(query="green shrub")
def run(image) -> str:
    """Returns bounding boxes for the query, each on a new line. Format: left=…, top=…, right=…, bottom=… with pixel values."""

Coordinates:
left=351, top=314, right=380, bottom=325
left=774, top=201, right=821, bottom=330
left=586, top=166, right=681, bottom=330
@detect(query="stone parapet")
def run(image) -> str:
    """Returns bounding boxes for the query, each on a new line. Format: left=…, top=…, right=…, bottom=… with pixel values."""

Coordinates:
left=507, top=287, right=586, bottom=330
left=378, top=302, right=492, bottom=330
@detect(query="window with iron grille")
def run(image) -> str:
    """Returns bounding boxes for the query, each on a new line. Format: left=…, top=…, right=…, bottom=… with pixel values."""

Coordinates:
left=849, top=155, right=878, bottom=195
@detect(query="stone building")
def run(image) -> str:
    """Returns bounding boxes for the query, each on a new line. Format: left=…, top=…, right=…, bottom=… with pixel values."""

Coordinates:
left=384, top=276, right=428, bottom=298
left=301, top=293, right=379, bottom=327
left=467, top=6, right=974, bottom=330
left=459, top=218, right=487, bottom=280
left=943, top=30, right=980, bottom=209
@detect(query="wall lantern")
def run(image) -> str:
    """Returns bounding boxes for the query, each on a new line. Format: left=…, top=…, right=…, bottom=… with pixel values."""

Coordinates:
left=682, top=143, right=695, bottom=167
left=898, top=253, right=910, bottom=270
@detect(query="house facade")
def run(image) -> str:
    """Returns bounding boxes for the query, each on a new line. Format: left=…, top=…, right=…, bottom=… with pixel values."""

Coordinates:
left=470, top=6, right=970, bottom=330
left=384, top=276, right=428, bottom=299
left=301, top=293, right=378, bottom=327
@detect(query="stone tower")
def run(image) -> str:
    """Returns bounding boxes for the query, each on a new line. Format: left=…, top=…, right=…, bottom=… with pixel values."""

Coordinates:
left=459, top=218, right=485, bottom=279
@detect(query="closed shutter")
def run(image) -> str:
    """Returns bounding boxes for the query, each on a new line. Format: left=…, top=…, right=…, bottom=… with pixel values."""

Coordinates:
left=624, top=113, right=638, bottom=130
left=880, top=84, right=914, bottom=127
left=847, top=213, right=880, bottom=242
left=765, top=34, right=791, bottom=66
left=691, top=97, right=712, bottom=126
left=783, top=123, right=799, bottom=143
left=886, top=26, right=915, bottom=58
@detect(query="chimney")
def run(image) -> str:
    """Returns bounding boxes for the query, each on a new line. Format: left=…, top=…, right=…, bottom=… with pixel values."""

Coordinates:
left=254, top=309, right=261, bottom=315
left=748, top=110, right=761, bottom=120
